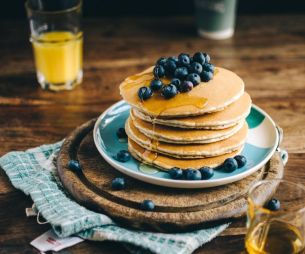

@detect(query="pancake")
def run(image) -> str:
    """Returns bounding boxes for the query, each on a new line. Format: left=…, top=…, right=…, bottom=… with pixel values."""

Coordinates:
left=126, top=118, right=248, bottom=158
left=120, top=66, right=244, bottom=117
left=128, top=139, right=242, bottom=170
left=133, top=92, right=252, bottom=129
left=129, top=113, right=244, bottom=144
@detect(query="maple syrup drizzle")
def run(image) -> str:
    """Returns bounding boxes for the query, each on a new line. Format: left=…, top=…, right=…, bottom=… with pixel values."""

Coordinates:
left=124, top=68, right=215, bottom=165
left=140, top=95, right=207, bottom=164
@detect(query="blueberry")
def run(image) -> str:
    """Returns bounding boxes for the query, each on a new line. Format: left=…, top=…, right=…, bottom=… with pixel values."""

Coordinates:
left=150, top=79, right=163, bottom=91
left=185, top=169, right=202, bottom=181
left=161, top=84, right=178, bottom=99
left=265, top=198, right=281, bottom=211
left=169, top=167, right=183, bottom=179
left=199, top=167, right=214, bottom=180
left=203, top=63, right=215, bottom=73
left=156, top=57, right=167, bottom=67
left=201, top=71, right=213, bottom=82
left=168, top=56, right=178, bottom=63
left=138, top=86, right=153, bottom=101
left=116, top=127, right=127, bottom=139
left=203, top=53, right=211, bottom=63
left=68, top=160, right=82, bottom=172
left=171, top=78, right=181, bottom=89
left=178, top=53, right=191, bottom=67
left=116, top=150, right=131, bottom=162
left=164, top=59, right=177, bottom=76
left=111, top=177, right=125, bottom=190
left=174, top=67, right=188, bottom=79
left=179, top=80, right=193, bottom=93
left=140, top=200, right=155, bottom=211
left=193, top=52, right=206, bottom=65
left=234, top=155, right=247, bottom=168
left=183, top=168, right=192, bottom=179
left=223, top=158, right=238, bottom=173
left=153, top=65, right=165, bottom=78
left=189, top=62, right=203, bottom=74
left=186, top=73, right=201, bottom=86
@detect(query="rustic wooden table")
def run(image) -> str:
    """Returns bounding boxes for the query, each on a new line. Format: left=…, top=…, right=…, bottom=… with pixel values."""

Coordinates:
left=1, top=15, right=305, bottom=254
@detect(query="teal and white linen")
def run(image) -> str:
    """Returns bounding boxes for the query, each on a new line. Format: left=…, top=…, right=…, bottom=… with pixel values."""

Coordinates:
left=0, top=141, right=229, bottom=254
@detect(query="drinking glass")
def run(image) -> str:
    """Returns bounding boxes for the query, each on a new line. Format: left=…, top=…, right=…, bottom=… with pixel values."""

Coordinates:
left=246, top=179, right=305, bottom=254
left=25, top=0, right=83, bottom=91
left=194, top=0, right=237, bottom=40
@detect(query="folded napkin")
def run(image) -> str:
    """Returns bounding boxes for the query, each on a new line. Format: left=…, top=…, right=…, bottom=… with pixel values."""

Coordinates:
left=0, top=141, right=229, bottom=254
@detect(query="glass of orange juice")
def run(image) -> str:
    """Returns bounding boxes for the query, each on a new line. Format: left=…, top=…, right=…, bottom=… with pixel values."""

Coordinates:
left=25, top=0, right=83, bottom=91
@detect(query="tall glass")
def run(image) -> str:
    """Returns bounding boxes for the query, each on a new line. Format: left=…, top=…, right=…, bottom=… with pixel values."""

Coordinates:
left=25, top=0, right=83, bottom=91
left=246, top=180, right=305, bottom=254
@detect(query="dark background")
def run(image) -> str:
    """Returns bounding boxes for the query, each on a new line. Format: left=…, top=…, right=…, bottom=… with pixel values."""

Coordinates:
left=1, top=0, right=305, bottom=19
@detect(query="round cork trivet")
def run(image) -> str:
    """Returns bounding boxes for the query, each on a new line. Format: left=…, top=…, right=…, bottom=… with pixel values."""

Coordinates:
left=57, top=119, right=284, bottom=232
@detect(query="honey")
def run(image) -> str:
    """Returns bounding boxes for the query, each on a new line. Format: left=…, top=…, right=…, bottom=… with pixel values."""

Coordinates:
left=123, top=67, right=210, bottom=167
left=123, top=73, right=208, bottom=116
left=246, top=220, right=305, bottom=254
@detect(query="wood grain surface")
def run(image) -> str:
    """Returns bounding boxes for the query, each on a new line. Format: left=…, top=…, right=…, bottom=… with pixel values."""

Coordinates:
left=1, top=15, right=305, bottom=253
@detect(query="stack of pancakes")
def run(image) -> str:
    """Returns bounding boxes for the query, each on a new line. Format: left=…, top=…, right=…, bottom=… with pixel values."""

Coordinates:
left=120, top=66, right=252, bottom=170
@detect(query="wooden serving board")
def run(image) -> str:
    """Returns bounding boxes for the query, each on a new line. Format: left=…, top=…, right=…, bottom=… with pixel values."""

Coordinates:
left=57, top=119, right=284, bottom=232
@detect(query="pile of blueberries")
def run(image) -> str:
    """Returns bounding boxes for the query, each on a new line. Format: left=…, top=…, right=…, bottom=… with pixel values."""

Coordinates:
left=138, top=52, right=215, bottom=100
left=168, top=155, right=247, bottom=181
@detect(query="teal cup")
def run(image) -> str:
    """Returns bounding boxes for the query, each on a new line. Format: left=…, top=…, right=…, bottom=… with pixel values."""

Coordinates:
left=194, top=0, right=238, bottom=40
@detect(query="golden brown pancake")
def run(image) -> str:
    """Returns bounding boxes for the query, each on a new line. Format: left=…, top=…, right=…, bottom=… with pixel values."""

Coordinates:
left=128, top=139, right=242, bottom=170
left=133, top=92, right=252, bottom=129
left=120, top=66, right=244, bottom=117
left=129, top=113, right=244, bottom=144
left=126, top=118, right=248, bottom=158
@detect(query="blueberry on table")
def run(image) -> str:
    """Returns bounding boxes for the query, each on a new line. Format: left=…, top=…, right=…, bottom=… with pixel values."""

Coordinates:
left=178, top=53, right=191, bottom=67
left=153, top=65, right=165, bottom=78
left=203, top=53, right=211, bottom=63
left=189, top=62, right=203, bottom=74
left=201, top=71, right=213, bottom=82
left=174, top=67, right=188, bottom=79
left=116, top=150, right=131, bottom=162
left=68, top=160, right=82, bottom=172
left=111, top=177, right=125, bottom=190
left=156, top=57, right=167, bottom=67
left=150, top=79, right=163, bottom=91
left=171, top=78, right=181, bottom=89
left=186, top=73, right=201, bottom=86
left=179, top=80, right=193, bottom=93
left=116, top=127, right=127, bottom=139
left=161, top=84, right=178, bottom=99
left=223, top=158, right=238, bottom=172
left=265, top=198, right=281, bottom=211
left=164, top=59, right=177, bottom=76
left=138, top=86, right=153, bottom=101
left=234, top=155, right=247, bottom=168
left=185, top=169, right=202, bottom=181
left=193, top=52, right=206, bottom=65
left=169, top=167, right=183, bottom=179
left=203, top=63, right=215, bottom=73
left=140, top=199, right=155, bottom=211
left=199, top=167, right=214, bottom=180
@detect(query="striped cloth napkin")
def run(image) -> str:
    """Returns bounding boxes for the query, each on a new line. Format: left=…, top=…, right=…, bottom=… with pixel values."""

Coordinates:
left=0, top=141, right=229, bottom=254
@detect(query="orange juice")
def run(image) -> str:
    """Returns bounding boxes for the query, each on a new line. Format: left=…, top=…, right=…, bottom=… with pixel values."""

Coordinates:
left=32, top=31, right=83, bottom=89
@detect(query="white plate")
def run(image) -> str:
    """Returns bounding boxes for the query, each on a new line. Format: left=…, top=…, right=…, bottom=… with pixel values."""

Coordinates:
left=93, top=100, right=279, bottom=188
